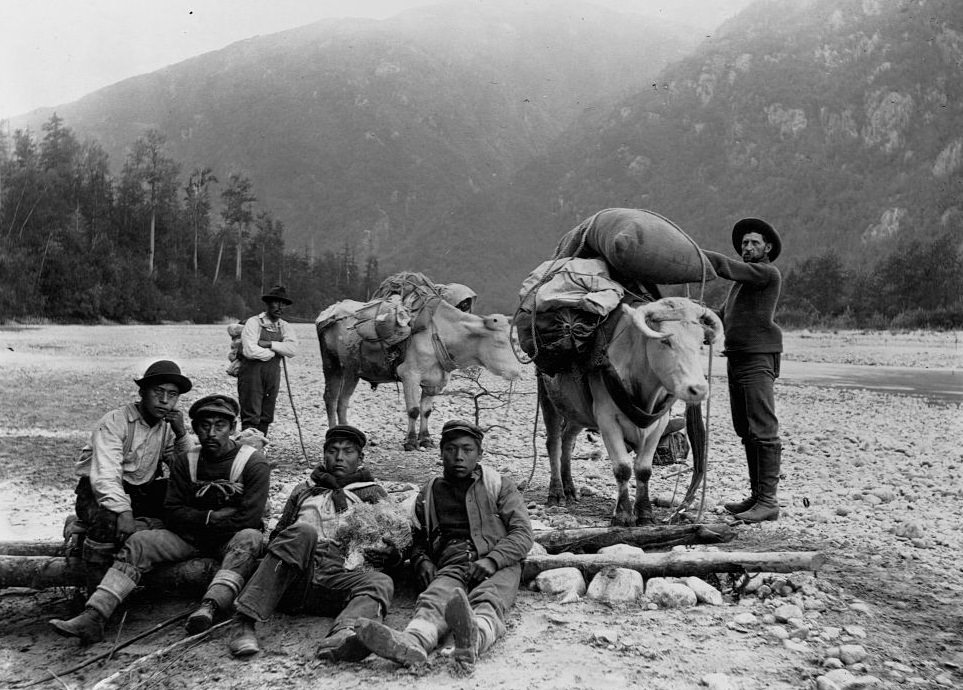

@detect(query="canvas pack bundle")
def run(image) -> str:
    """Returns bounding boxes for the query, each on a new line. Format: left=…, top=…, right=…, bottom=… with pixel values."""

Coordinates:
left=352, top=295, right=412, bottom=345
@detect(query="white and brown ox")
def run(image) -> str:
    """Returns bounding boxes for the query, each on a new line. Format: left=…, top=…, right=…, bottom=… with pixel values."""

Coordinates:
left=538, top=296, right=723, bottom=526
left=317, top=297, right=522, bottom=450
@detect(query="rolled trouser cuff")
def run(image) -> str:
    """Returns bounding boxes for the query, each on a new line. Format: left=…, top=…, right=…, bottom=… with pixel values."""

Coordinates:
left=474, top=602, right=504, bottom=655
left=404, top=617, right=438, bottom=653
left=88, top=566, right=139, bottom=618
left=205, top=569, right=246, bottom=610
left=82, top=537, right=118, bottom=565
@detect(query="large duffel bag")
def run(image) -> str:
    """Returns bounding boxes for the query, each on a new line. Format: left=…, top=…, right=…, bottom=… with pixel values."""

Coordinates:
left=554, top=208, right=716, bottom=285
left=516, top=307, right=603, bottom=375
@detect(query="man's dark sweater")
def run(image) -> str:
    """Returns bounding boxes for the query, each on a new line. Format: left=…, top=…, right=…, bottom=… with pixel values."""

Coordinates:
left=703, top=250, right=783, bottom=354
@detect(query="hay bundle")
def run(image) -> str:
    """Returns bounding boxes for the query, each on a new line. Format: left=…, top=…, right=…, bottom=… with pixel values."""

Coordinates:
left=335, top=500, right=413, bottom=571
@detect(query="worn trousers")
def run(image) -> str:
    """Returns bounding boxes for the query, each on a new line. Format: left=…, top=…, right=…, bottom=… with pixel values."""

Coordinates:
left=115, top=527, right=264, bottom=609
left=74, top=476, right=168, bottom=543
left=234, top=522, right=393, bottom=631
left=726, top=353, right=781, bottom=446
left=237, top=358, right=281, bottom=435
left=406, top=560, right=518, bottom=654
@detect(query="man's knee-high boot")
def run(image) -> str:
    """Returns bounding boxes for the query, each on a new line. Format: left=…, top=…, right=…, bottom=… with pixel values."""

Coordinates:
left=50, top=564, right=139, bottom=644
left=734, top=442, right=781, bottom=523
left=724, top=443, right=759, bottom=514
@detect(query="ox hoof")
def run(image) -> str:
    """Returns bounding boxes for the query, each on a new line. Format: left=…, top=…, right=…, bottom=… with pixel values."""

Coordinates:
left=611, top=514, right=635, bottom=528
left=418, top=438, right=435, bottom=449
left=546, top=494, right=563, bottom=508
left=403, top=440, right=419, bottom=452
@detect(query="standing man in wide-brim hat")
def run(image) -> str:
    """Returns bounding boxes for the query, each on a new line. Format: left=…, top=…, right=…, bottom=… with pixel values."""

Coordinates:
left=703, top=218, right=785, bottom=523
left=237, top=284, right=297, bottom=436
left=69, top=360, right=193, bottom=593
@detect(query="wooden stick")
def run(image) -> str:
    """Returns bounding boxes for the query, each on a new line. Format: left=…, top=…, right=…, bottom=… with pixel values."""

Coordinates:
left=91, top=619, right=231, bottom=690
left=521, top=550, right=828, bottom=583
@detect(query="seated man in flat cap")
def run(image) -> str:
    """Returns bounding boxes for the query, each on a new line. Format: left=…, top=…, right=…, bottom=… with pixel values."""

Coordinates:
left=51, top=395, right=270, bottom=644
left=228, top=424, right=399, bottom=661
left=69, top=360, right=193, bottom=592
left=357, top=419, right=533, bottom=669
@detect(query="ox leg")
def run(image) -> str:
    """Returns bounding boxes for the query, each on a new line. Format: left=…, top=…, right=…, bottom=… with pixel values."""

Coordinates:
left=595, top=421, right=635, bottom=527
left=559, top=423, right=581, bottom=503
left=335, top=375, right=359, bottom=426
left=401, top=376, right=422, bottom=452
left=417, top=393, right=435, bottom=448
left=539, top=376, right=566, bottom=507
left=633, top=420, right=668, bottom=525
left=320, top=353, right=342, bottom=428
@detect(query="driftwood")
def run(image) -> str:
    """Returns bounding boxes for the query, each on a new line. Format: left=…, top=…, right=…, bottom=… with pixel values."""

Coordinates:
left=533, top=523, right=735, bottom=554
left=521, top=550, right=828, bottom=582
left=0, top=556, right=217, bottom=593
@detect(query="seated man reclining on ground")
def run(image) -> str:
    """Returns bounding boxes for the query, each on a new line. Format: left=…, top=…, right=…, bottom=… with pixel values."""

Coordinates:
left=357, top=419, right=534, bottom=669
left=51, top=395, right=270, bottom=643
left=227, top=424, right=408, bottom=661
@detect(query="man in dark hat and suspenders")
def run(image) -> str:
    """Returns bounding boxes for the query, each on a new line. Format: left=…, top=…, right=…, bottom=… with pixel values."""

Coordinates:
left=69, top=360, right=193, bottom=593
left=703, top=218, right=784, bottom=523
left=237, top=285, right=298, bottom=436
left=51, top=394, right=270, bottom=644
left=227, top=424, right=397, bottom=661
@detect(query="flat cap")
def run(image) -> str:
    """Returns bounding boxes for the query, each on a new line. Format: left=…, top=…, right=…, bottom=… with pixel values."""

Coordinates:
left=188, top=394, right=240, bottom=420
left=324, top=424, right=367, bottom=449
left=440, top=419, right=485, bottom=441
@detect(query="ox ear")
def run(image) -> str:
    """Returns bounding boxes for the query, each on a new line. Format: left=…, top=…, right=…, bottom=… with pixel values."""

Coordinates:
left=482, top=314, right=508, bottom=331
left=700, top=309, right=724, bottom=344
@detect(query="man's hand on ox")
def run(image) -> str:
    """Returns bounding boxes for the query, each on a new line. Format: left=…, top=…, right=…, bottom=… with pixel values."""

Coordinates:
left=467, top=557, right=497, bottom=588
left=116, top=510, right=137, bottom=542
left=416, top=558, right=437, bottom=589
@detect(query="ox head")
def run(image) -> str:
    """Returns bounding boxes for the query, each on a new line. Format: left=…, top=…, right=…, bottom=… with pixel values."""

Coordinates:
left=459, top=311, right=524, bottom=381
left=622, top=297, right=723, bottom=404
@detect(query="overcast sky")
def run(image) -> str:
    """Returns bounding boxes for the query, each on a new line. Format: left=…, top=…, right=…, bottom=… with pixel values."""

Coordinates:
left=0, top=0, right=448, bottom=119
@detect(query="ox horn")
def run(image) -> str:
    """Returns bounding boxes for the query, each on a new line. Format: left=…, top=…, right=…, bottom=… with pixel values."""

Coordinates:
left=700, top=308, right=724, bottom=344
left=628, top=302, right=671, bottom=340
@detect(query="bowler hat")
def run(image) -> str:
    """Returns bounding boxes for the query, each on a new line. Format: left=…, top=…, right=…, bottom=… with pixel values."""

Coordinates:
left=134, top=360, right=192, bottom=393
left=731, top=218, right=781, bottom=262
left=324, top=425, right=367, bottom=449
left=440, top=419, right=485, bottom=442
left=189, top=394, right=240, bottom=420
left=261, top=285, right=293, bottom=305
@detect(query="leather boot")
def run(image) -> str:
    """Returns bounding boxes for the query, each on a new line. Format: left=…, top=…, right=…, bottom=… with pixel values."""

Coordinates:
left=186, top=600, right=218, bottom=635
left=228, top=615, right=260, bottom=658
left=49, top=607, right=106, bottom=644
left=316, top=594, right=380, bottom=662
left=355, top=619, right=428, bottom=667
left=735, top=442, right=781, bottom=523
left=724, top=443, right=759, bottom=514
left=444, top=588, right=479, bottom=665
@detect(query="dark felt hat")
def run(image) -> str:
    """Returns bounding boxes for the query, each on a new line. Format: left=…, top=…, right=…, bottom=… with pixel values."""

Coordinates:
left=134, top=360, right=192, bottom=393
left=261, top=284, right=293, bottom=305
left=441, top=419, right=485, bottom=442
left=324, top=425, right=367, bottom=449
left=188, top=394, right=240, bottom=420
left=731, top=218, right=781, bottom=262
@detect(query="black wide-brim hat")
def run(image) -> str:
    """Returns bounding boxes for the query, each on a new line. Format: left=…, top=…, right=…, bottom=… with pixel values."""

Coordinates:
left=731, top=218, right=781, bottom=262
left=261, top=284, right=293, bottom=305
left=134, top=360, right=192, bottom=393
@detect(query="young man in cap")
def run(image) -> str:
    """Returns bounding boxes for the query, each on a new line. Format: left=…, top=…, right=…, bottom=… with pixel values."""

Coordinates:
left=357, top=419, right=533, bottom=669
left=703, top=218, right=784, bottom=523
left=237, top=284, right=298, bottom=435
left=70, top=360, right=193, bottom=592
left=227, top=424, right=398, bottom=661
left=51, top=395, right=270, bottom=644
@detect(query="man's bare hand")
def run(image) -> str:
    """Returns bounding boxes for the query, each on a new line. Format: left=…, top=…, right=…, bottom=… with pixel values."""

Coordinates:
left=116, top=510, right=136, bottom=542
left=416, top=559, right=437, bottom=589
left=467, top=557, right=497, bottom=588
left=208, top=507, right=237, bottom=524
left=164, top=409, right=187, bottom=437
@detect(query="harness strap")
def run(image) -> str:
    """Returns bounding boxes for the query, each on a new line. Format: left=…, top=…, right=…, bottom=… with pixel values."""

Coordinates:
left=187, top=444, right=257, bottom=498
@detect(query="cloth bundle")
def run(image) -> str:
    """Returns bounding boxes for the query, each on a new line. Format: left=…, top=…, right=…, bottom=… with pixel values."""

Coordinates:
left=334, top=500, right=413, bottom=571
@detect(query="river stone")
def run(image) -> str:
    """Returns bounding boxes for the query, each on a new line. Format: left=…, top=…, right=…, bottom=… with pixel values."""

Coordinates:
left=816, top=669, right=882, bottom=690
left=598, top=543, right=645, bottom=558
left=838, top=644, right=868, bottom=665
left=700, top=672, right=737, bottom=690
left=774, top=603, right=803, bottom=622
left=894, top=520, right=923, bottom=539
left=528, top=542, right=549, bottom=557
left=586, top=567, right=644, bottom=603
left=534, top=567, right=586, bottom=597
left=645, top=577, right=697, bottom=608
left=683, top=576, right=724, bottom=606
left=732, top=612, right=759, bottom=627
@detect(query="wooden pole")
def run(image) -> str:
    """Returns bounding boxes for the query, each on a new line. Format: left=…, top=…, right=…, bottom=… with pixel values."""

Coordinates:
left=521, top=550, right=828, bottom=583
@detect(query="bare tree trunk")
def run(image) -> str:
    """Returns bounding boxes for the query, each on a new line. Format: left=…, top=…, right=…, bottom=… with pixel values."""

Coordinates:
left=192, top=220, right=198, bottom=276
left=235, top=223, right=242, bottom=281
left=148, top=208, right=156, bottom=276
left=213, top=238, right=224, bottom=285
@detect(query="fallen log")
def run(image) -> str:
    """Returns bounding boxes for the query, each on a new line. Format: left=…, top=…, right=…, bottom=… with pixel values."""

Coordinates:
left=533, top=523, right=736, bottom=554
left=0, top=556, right=217, bottom=593
left=0, top=522, right=737, bottom=560
left=521, top=550, right=828, bottom=582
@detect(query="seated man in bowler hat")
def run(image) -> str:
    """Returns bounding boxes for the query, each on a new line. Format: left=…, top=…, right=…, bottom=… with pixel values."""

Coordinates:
left=237, top=284, right=297, bottom=436
left=357, top=419, right=533, bottom=669
left=69, top=360, right=193, bottom=593
left=51, top=394, right=270, bottom=644
left=227, top=424, right=399, bottom=661
left=703, top=218, right=785, bottom=523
